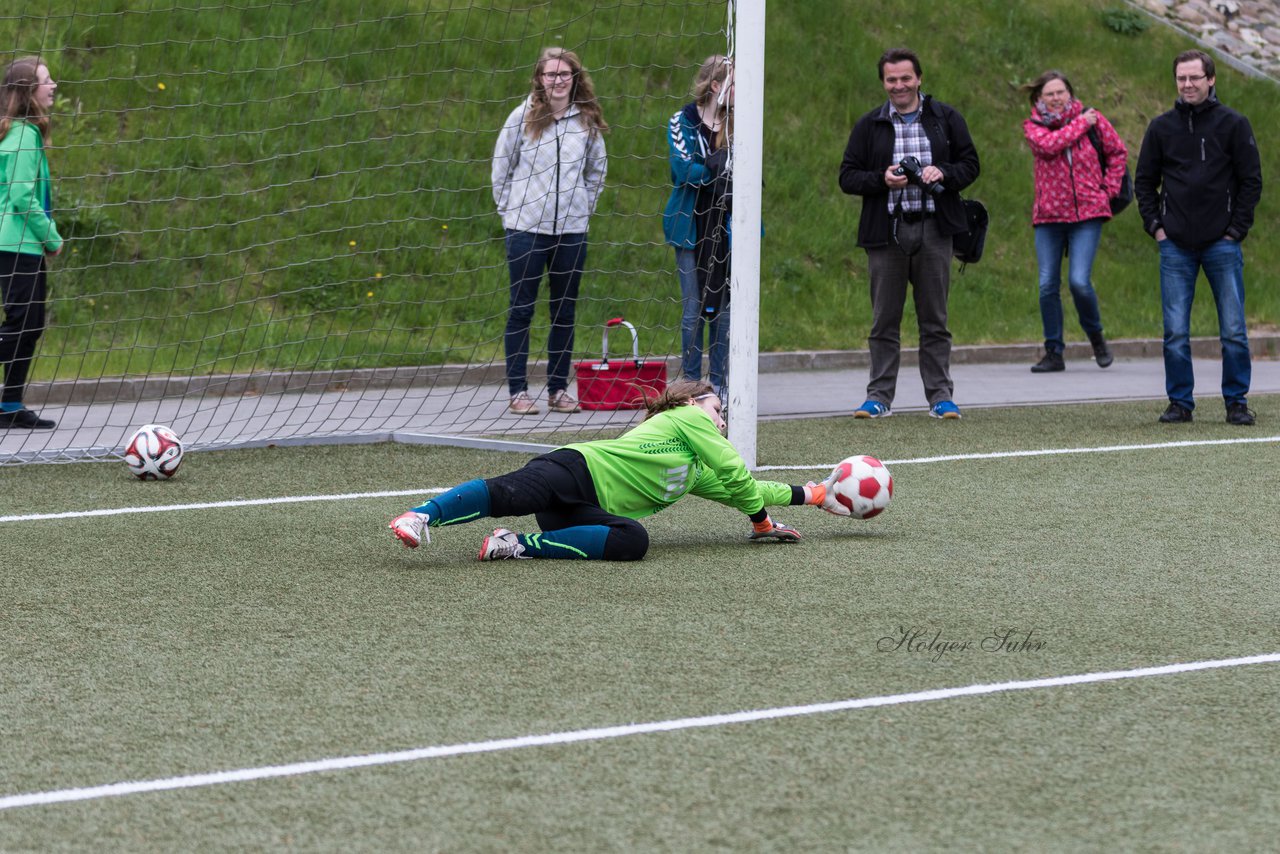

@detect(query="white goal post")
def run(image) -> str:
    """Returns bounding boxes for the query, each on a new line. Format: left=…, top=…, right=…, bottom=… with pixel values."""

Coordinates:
left=726, top=0, right=764, bottom=468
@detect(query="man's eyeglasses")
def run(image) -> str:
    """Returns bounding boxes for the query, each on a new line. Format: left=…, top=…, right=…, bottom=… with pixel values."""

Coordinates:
left=541, top=71, right=574, bottom=82
left=1175, top=74, right=1207, bottom=84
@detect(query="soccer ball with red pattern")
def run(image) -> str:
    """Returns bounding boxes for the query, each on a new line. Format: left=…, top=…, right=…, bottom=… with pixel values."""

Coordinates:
left=830, top=455, right=893, bottom=519
left=124, top=424, right=184, bottom=480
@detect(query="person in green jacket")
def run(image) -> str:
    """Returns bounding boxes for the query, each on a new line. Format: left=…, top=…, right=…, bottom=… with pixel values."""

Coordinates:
left=389, top=379, right=847, bottom=561
left=0, top=57, right=63, bottom=430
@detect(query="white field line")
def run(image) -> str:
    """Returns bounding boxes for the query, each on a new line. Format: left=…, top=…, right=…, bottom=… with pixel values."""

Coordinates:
left=2, top=651, right=1277, bottom=812
left=0, top=488, right=446, bottom=524
left=754, top=434, right=1280, bottom=471
left=3, top=435, right=1277, bottom=524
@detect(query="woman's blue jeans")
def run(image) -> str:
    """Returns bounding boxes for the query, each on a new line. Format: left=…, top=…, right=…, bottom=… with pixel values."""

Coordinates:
left=1158, top=237, right=1250, bottom=409
left=1034, top=219, right=1104, bottom=355
left=675, top=247, right=729, bottom=392
left=504, top=230, right=586, bottom=396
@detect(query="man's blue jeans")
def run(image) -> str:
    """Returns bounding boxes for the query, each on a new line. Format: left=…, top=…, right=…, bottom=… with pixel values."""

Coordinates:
left=504, top=230, right=586, bottom=397
left=1034, top=220, right=1104, bottom=354
left=1158, top=237, right=1251, bottom=409
left=675, top=247, right=729, bottom=393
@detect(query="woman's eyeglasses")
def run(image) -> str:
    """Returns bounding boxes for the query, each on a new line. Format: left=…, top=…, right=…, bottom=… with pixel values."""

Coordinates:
left=541, top=71, right=574, bottom=82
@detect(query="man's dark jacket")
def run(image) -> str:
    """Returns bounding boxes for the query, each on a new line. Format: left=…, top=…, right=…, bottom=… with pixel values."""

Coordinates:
left=1135, top=94, right=1262, bottom=250
left=839, top=96, right=981, bottom=249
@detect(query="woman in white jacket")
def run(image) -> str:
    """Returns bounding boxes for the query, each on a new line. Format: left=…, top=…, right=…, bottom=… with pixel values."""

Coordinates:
left=492, top=48, right=608, bottom=415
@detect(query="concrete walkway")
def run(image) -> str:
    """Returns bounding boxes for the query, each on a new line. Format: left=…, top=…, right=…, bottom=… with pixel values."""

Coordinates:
left=3, top=337, right=1278, bottom=462
left=762, top=352, right=1280, bottom=420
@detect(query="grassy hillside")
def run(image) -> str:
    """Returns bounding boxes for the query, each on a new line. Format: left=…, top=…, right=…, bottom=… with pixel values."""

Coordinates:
left=765, top=0, right=1279, bottom=348
left=3, top=0, right=1276, bottom=381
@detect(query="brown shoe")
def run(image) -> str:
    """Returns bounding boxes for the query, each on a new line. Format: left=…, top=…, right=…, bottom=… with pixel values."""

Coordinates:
left=548, top=390, right=580, bottom=414
left=508, top=391, right=540, bottom=415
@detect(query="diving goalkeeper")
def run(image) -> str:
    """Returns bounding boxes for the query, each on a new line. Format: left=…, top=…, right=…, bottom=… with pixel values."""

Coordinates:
left=389, top=380, right=845, bottom=561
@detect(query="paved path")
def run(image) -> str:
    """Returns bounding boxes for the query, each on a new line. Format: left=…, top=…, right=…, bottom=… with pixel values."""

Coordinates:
left=4, top=343, right=1279, bottom=462
left=761, top=354, right=1280, bottom=419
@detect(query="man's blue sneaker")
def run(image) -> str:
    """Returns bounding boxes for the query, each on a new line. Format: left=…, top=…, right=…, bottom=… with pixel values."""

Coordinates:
left=853, top=400, right=891, bottom=419
left=930, top=400, right=961, bottom=419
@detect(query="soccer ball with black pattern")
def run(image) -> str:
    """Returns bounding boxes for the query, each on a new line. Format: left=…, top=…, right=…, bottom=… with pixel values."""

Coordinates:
left=124, top=424, right=185, bottom=480
left=830, top=455, right=892, bottom=519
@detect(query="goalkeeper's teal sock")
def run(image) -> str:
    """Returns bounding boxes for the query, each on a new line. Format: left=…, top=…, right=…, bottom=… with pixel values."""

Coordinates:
left=518, top=526, right=610, bottom=560
left=0, top=401, right=22, bottom=412
left=413, top=479, right=490, bottom=527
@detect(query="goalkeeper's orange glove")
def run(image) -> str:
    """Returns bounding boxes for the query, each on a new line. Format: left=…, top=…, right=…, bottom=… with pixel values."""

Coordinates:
left=747, top=517, right=801, bottom=543
left=805, top=469, right=852, bottom=517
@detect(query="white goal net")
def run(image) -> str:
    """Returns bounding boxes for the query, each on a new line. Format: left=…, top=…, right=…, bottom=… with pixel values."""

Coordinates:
left=1, top=0, right=752, bottom=465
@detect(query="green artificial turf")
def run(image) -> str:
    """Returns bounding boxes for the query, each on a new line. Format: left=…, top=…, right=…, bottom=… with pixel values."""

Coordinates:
left=2, top=398, right=1278, bottom=849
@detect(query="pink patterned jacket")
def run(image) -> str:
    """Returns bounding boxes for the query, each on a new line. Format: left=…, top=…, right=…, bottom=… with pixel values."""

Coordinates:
left=1023, top=101, right=1128, bottom=225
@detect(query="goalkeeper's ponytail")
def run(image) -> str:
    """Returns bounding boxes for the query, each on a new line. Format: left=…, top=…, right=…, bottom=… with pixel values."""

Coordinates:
left=644, top=379, right=716, bottom=420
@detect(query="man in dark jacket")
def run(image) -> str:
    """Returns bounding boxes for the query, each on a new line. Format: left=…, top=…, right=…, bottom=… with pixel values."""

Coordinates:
left=839, top=47, right=980, bottom=420
left=1135, top=49, right=1262, bottom=426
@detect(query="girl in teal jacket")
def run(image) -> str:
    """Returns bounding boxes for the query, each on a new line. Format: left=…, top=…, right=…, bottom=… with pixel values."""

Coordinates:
left=390, top=380, right=848, bottom=561
left=0, top=57, right=63, bottom=430
left=663, top=56, right=733, bottom=396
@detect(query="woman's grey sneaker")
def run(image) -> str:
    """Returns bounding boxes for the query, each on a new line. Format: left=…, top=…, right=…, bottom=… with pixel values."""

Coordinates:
left=548, top=390, right=580, bottom=413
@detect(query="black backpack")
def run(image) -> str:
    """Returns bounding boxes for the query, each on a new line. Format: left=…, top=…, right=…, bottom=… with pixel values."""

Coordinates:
left=1087, top=124, right=1133, bottom=215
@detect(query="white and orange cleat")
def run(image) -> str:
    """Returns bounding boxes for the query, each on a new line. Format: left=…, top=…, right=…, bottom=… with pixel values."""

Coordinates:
left=479, top=528, right=528, bottom=560
left=389, top=511, right=430, bottom=548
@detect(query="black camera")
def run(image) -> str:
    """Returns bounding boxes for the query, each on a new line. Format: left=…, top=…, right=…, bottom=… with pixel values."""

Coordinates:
left=893, top=155, right=945, bottom=197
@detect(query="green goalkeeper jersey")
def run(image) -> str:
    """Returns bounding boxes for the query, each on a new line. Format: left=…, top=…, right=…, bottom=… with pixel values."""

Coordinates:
left=564, top=404, right=793, bottom=520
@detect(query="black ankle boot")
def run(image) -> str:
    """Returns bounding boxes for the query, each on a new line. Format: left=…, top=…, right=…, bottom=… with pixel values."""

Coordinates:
left=1089, top=333, right=1113, bottom=368
left=0, top=408, right=56, bottom=429
left=1030, top=351, right=1065, bottom=373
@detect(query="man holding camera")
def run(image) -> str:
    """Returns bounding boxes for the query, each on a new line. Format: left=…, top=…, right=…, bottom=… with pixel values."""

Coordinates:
left=839, top=47, right=980, bottom=419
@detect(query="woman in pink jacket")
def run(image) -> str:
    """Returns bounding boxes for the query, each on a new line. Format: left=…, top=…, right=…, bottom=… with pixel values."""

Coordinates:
left=1022, top=71, right=1127, bottom=373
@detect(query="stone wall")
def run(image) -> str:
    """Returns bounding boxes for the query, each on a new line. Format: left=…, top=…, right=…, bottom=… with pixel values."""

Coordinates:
left=1132, top=0, right=1280, bottom=79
